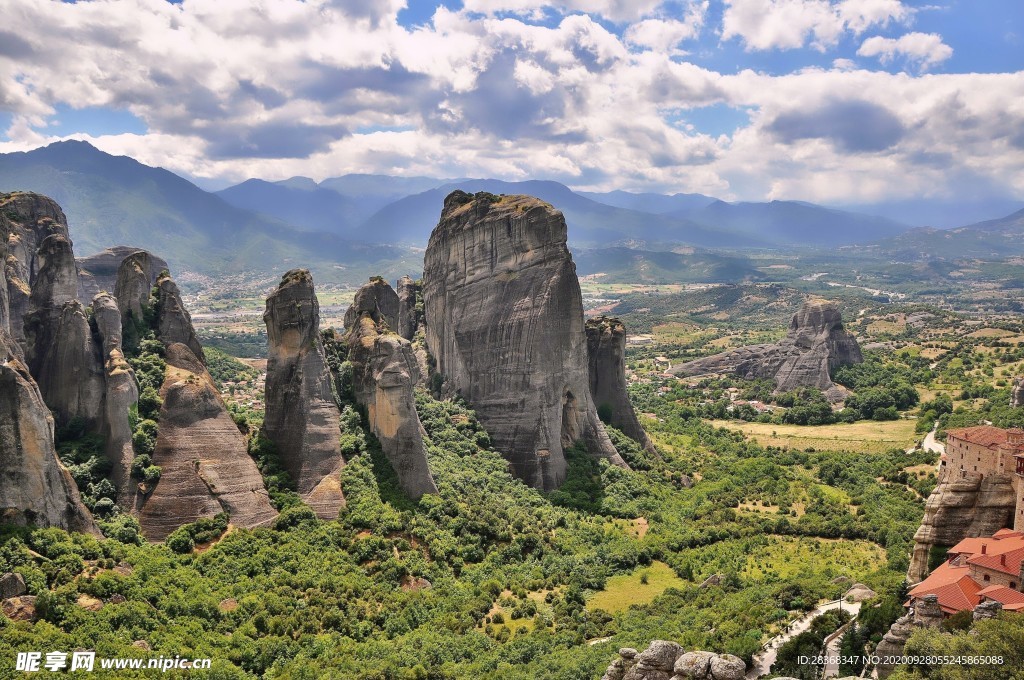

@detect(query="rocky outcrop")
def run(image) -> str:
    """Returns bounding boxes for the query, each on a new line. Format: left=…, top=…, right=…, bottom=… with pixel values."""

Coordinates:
left=22, top=235, right=104, bottom=430
left=78, top=246, right=167, bottom=302
left=0, top=332, right=98, bottom=534
left=345, top=279, right=437, bottom=500
left=875, top=594, right=944, bottom=679
left=907, top=473, right=1016, bottom=583
left=601, top=642, right=745, bottom=680
left=343, top=277, right=400, bottom=333
left=422, top=191, right=626, bottom=490
left=671, top=300, right=862, bottom=402
left=154, top=272, right=204, bottom=362
left=1012, top=377, right=1024, bottom=408
left=92, top=292, right=139, bottom=506
left=263, top=269, right=346, bottom=519
left=396, top=275, right=419, bottom=340
left=137, top=343, right=276, bottom=540
left=586, top=316, right=655, bottom=453
left=115, top=250, right=163, bottom=323
left=973, top=599, right=1002, bottom=621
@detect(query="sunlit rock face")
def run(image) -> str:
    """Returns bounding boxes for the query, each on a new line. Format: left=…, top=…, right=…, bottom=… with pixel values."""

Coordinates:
left=263, top=269, right=346, bottom=519
left=422, top=191, right=626, bottom=491
left=586, top=315, right=656, bottom=453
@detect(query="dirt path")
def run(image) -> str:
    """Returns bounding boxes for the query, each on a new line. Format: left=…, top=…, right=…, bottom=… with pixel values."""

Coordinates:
left=746, top=599, right=862, bottom=679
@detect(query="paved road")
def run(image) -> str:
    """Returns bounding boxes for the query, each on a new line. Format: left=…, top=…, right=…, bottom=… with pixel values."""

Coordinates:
left=746, top=599, right=862, bottom=679
left=823, top=619, right=856, bottom=678
left=922, top=425, right=944, bottom=455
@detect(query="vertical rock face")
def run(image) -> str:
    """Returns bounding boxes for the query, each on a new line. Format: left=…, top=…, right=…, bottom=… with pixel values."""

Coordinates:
left=586, top=316, right=656, bottom=453
left=22, top=235, right=104, bottom=430
left=875, top=594, right=944, bottom=679
left=422, top=191, right=626, bottom=490
left=154, top=272, right=204, bottom=362
left=396, top=275, right=419, bottom=341
left=907, top=473, right=1016, bottom=583
left=115, top=250, right=163, bottom=323
left=0, top=333, right=98, bottom=534
left=91, top=292, right=139, bottom=506
left=345, top=279, right=438, bottom=499
left=671, top=300, right=862, bottom=402
left=263, top=269, right=346, bottom=518
left=137, top=344, right=277, bottom=540
left=1012, top=377, right=1024, bottom=408
left=343, top=277, right=400, bottom=333
left=77, top=246, right=167, bottom=302
left=1, top=193, right=70, bottom=289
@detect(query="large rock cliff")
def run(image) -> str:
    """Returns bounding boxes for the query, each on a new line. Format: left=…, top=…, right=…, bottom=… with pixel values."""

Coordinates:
left=22, top=234, right=105, bottom=430
left=396, top=275, right=419, bottom=341
left=0, top=332, right=98, bottom=534
left=345, top=279, right=438, bottom=500
left=114, top=250, right=164, bottom=323
left=78, top=246, right=167, bottom=302
left=343, top=277, right=400, bottom=334
left=907, top=472, right=1016, bottom=583
left=137, top=344, right=277, bottom=540
left=263, top=269, right=346, bottom=519
left=671, top=300, right=862, bottom=401
left=586, top=316, right=656, bottom=453
left=422, top=191, right=626, bottom=490
left=154, top=272, right=205, bottom=362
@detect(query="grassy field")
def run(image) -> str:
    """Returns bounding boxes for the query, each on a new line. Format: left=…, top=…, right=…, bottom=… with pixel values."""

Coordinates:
left=740, top=537, right=885, bottom=582
left=586, top=561, right=687, bottom=613
left=707, top=418, right=919, bottom=454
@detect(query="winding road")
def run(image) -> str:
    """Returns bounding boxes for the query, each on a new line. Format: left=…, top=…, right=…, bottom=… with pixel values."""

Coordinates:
left=746, top=599, right=862, bottom=679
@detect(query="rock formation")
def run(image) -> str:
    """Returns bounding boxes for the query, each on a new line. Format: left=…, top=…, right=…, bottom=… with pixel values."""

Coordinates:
left=396, top=275, right=419, bottom=340
left=77, top=246, right=167, bottom=302
left=875, top=594, right=943, bottom=679
left=345, top=279, right=437, bottom=500
left=114, top=250, right=163, bottom=323
left=671, top=300, right=862, bottom=402
left=422, top=191, right=627, bottom=490
left=154, top=272, right=204, bottom=362
left=601, top=642, right=746, bottom=680
left=263, top=269, right=347, bottom=519
left=907, top=473, right=1016, bottom=583
left=137, top=343, right=277, bottom=540
left=1012, top=377, right=1024, bottom=408
left=22, top=234, right=105, bottom=430
left=343, top=277, right=400, bottom=333
left=0, top=331, right=98, bottom=534
left=586, top=316, right=656, bottom=453
left=91, top=292, right=139, bottom=507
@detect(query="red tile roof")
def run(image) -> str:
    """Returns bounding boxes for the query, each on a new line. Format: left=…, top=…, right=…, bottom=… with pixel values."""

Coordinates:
left=968, top=546, right=1024, bottom=577
left=909, top=561, right=984, bottom=614
left=946, top=425, right=1024, bottom=449
left=977, top=585, right=1024, bottom=605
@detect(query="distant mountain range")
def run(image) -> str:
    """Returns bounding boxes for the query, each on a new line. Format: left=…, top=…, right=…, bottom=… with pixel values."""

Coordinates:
left=1, top=141, right=1022, bottom=288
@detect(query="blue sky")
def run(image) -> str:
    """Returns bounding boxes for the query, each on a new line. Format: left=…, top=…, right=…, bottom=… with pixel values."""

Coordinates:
left=1, top=0, right=1022, bottom=209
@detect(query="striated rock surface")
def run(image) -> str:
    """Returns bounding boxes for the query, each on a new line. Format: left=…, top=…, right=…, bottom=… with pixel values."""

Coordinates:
left=671, top=300, right=862, bottom=402
left=115, top=250, right=163, bottom=323
left=345, top=280, right=438, bottom=499
left=343, top=277, right=400, bottom=333
left=0, top=332, right=98, bottom=534
left=263, top=269, right=346, bottom=518
left=92, top=292, right=139, bottom=506
left=586, top=316, right=656, bottom=453
left=78, top=246, right=167, bottom=302
left=22, top=235, right=104, bottom=430
left=601, top=642, right=745, bottom=680
left=875, top=595, right=943, bottom=679
left=907, top=473, right=1016, bottom=583
left=1, top=192, right=70, bottom=289
left=423, top=191, right=626, bottom=490
left=137, top=343, right=276, bottom=540
left=154, top=272, right=204, bottom=362
left=396, top=275, right=419, bottom=340
left=1013, top=377, right=1024, bottom=408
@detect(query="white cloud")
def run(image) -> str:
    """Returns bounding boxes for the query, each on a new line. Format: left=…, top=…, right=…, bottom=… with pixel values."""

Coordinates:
left=857, top=32, right=953, bottom=70
left=722, top=0, right=913, bottom=51
left=460, top=0, right=664, bottom=23
left=625, top=2, right=708, bottom=53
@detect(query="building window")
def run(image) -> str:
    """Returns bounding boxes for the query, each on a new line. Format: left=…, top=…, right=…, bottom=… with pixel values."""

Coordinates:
left=984, top=574, right=990, bottom=582
left=1012, top=582, right=1017, bottom=589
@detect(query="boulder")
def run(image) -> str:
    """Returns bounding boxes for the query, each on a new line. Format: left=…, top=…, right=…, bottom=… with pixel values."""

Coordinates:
left=0, top=572, right=27, bottom=599
left=586, top=316, right=656, bottom=453
left=154, top=272, right=204, bottom=363
left=263, top=269, right=346, bottom=518
left=137, top=343, right=277, bottom=540
left=422, top=191, right=627, bottom=490
left=973, top=599, right=1002, bottom=621
left=396, top=275, right=419, bottom=340
left=908, top=473, right=1015, bottom=582
left=672, top=300, right=862, bottom=402
left=602, top=642, right=746, bottom=680
left=673, top=651, right=715, bottom=678
left=708, top=654, right=745, bottom=680
left=1, top=595, right=38, bottom=622
left=345, top=280, right=438, bottom=500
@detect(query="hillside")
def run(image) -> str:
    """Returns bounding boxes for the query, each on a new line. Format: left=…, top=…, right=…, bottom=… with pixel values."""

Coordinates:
left=574, top=246, right=763, bottom=284
left=873, top=207, right=1024, bottom=260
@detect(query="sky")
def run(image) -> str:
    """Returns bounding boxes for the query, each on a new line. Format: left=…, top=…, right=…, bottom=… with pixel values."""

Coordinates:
left=0, top=0, right=1022, bottom=205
